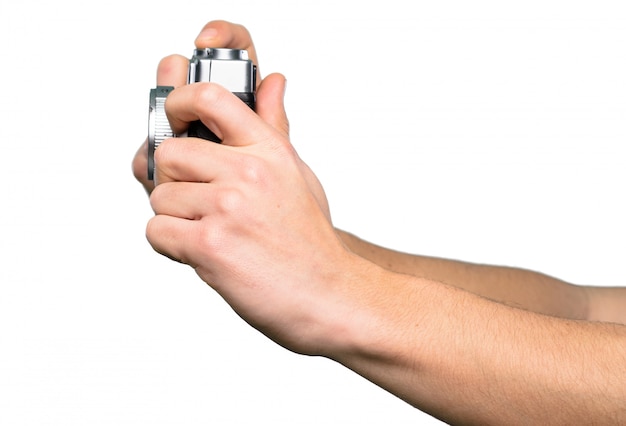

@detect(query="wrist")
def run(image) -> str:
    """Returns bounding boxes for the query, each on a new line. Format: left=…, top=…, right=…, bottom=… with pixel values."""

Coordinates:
left=307, top=250, right=391, bottom=358
left=334, top=228, right=362, bottom=253
left=315, top=250, right=428, bottom=362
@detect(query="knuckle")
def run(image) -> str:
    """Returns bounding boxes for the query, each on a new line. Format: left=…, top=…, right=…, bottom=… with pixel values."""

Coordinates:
left=153, top=138, right=175, bottom=164
left=239, top=155, right=268, bottom=185
left=214, top=186, right=246, bottom=215
left=148, top=183, right=168, bottom=210
left=153, top=139, right=185, bottom=181
left=237, top=24, right=252, bottom=42
left=194, top=221, right=225, bottom=259
left=194, top=82, right=227, bottom=114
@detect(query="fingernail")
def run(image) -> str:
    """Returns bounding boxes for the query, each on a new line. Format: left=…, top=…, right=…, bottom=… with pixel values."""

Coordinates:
left=197, top=27, right=218, bottom=42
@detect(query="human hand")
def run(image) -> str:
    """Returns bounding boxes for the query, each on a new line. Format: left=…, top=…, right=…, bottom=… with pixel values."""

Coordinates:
left=133, top=20, right=329, bottom=218
left=135, top=21, right=352, bottom=354
left=132, top=20, right=260, bottom=193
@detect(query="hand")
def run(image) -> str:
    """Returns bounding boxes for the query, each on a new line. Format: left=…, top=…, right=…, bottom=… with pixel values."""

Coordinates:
left=132, top=20, right=260, bottom=193
left=135, top=21, right=346, bottom=354
left=133, top=20, right=329, bottom=218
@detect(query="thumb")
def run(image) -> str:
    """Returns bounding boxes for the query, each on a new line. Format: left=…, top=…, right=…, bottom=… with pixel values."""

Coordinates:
left=255, top=73, right=289, bottom=136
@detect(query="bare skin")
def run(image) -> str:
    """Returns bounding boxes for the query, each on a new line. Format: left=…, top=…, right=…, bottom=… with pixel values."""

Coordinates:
left=133, top=20, right=626, bottom=425
left=337, top=229, right=626, bottom=325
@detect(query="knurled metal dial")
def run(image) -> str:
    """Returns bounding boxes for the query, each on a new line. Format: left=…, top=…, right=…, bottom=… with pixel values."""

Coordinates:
left=147, top=86, right=175, bottom=180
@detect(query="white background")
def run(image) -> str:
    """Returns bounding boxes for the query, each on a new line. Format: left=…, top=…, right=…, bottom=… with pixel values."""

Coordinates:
left=1, top=1, right=624, bottom=425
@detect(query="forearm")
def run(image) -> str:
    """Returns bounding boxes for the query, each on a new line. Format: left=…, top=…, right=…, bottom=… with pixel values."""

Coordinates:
left=337, top=229, right=590, bottom=320
left=329, top=258, right=626, bottom=425
left=585, top=286, right=626, bottom=324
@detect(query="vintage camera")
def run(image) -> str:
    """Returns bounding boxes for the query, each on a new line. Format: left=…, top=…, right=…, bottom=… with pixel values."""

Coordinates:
left=147, top=48, right=257, bottom=180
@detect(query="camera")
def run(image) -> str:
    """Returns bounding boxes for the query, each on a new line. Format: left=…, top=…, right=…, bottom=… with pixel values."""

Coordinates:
left=147, top=48, right=257, bottom=180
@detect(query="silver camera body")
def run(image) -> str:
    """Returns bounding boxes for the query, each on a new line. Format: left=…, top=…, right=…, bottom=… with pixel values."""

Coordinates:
left=147, top=48, right=257, bottom=180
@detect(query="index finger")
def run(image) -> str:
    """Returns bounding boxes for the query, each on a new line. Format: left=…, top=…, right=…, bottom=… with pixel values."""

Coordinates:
left=133, top=54, right=189, bottom=192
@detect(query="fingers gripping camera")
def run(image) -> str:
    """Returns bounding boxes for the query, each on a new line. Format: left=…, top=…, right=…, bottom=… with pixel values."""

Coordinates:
left=147, top=48, right=257, bottom=180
